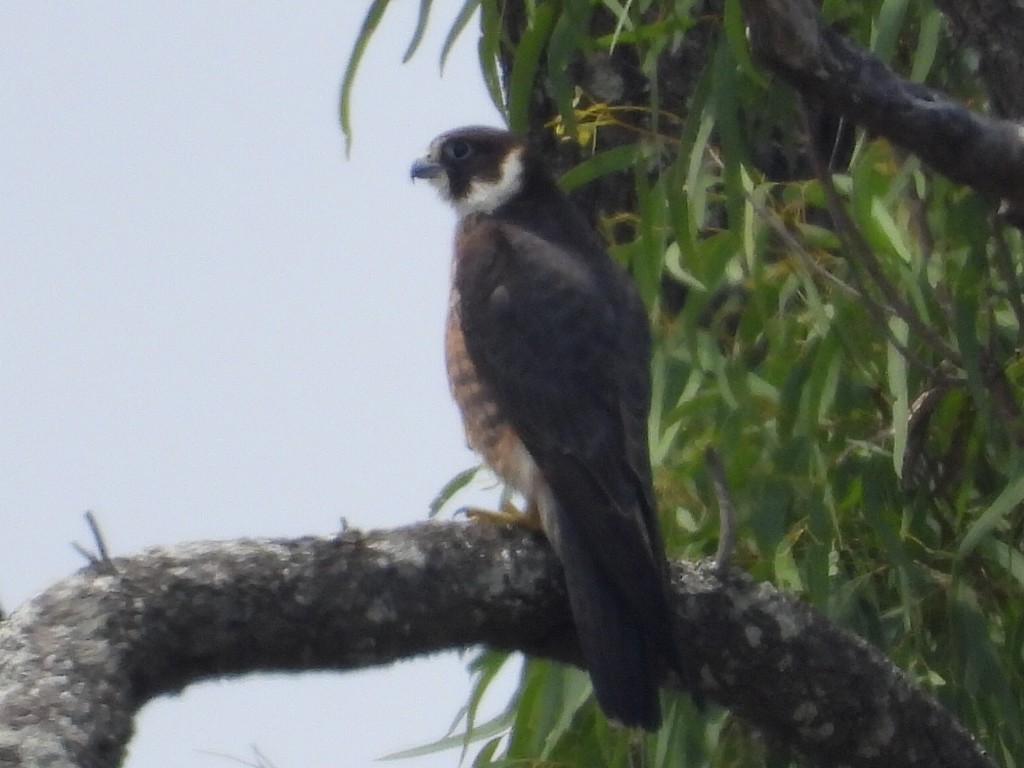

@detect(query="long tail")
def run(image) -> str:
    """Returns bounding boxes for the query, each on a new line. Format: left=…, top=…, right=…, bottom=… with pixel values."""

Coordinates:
left=548, top=502, right=664, bottom=730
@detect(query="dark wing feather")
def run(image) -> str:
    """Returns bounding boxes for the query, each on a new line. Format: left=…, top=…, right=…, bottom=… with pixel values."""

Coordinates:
left=455, top=215, right=675, bottom=648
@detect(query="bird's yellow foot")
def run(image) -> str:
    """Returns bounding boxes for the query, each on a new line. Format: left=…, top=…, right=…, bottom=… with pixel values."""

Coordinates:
left=460, top=500, right=543, bottom=531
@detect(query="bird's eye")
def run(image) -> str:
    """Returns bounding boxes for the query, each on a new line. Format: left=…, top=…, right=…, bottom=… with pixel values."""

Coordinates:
left=444, top=140, right=473, bottom=161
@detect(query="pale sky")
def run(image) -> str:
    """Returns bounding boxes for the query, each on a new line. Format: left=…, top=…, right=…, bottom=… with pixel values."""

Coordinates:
left=0, top=3, right=520, bottom=766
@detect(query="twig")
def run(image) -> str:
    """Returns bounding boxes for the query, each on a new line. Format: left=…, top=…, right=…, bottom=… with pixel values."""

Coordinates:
left=746, top=152, right=954, bottom=383
left=72, top=510, right=117, bottom=574
left=750, top=194, right=862, bottom=301
left=799, top=102, right=963, bottom=367
left=705, top=447, right=736, bottom=572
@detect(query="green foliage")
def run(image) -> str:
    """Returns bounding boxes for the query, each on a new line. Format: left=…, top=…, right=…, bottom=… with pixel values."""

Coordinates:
left=346, top=1, right=1023, bottom=765
left=339, top=0, right=393, bottom=155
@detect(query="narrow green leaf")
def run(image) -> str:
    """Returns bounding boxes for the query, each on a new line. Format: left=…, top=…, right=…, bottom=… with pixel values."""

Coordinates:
left=507, top=3, right=557, bottom=133
left=911, top=8, right=943, bottom=83
left=460, top=650, right=516, bottom=761
left=686, top=103, right=716, bottom=233
left=887, top=317, right=910, bottom=478
left=339, top=0, right=392, bottom=154
left=861, top=464, right=922, bottom=591
left=778, top=338, right=818, bottom=441
left=773, top=536, right=805, bottom=592
left=440, top=0, right=482, bottom=72
left=540, top=667, right=592, bottom=758
left=794, top=221, right=841, bottom=250
left=871, top=197, right=914, bottom=263
left=598, top=0, right=634, bottom=41
left=954, top=244, right=991, bottom=423
left=544, top=4, right=588, bottom=139
left=804, top=332, right=841, bottom=426
left=951, top=590, right=1024, bottom=739
left=380, top=710, right=508, bottom=760
left=429, top=465, right=482, bottom=517
left=872, top=0, right=908, bottom=63
left=959, top=471, right=1024, bottom=557
left=402, top=0, right=435, bottom=62
left=651, top=695, right=688, bottom=768
left=507, top=659, right=556, bottom=755
left=850, top=141, right=891, bottom=241
left=980, top=538, right=1024, bottom=589
left=723, top=0, right=766, bottom=85
left=710, top=38, right=749, bottom=248
left=747, top=480, right=790, bottom=567
left=636, top=169, right=668, bottom=308
left=592, top=18, right=693, bottom=47
left=667, top=53, right=715, bottom=253
left=663, top=241, right=709, bottom=292
left=804, top=490, right=834, bottom=607
left=471, top=736, right=504, bottom=766
left=649, top=344, right=669, bottom=462
left=477, top=0, right=506, bottom=115
left=559, top=144, right=640, bottom=192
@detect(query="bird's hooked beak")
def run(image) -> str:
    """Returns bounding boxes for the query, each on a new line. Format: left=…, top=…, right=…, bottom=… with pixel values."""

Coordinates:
left=410, top=154, right=444, bottom=181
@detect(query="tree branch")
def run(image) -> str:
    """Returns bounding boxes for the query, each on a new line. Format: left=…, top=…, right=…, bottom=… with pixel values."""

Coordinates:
left=740, top=0, right=1024, bottom=219
left=0, top=522, right=993, bottom=768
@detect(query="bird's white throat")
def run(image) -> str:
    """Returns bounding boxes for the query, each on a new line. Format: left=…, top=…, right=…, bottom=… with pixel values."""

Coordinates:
left=455, top=147, right=524, bottom=217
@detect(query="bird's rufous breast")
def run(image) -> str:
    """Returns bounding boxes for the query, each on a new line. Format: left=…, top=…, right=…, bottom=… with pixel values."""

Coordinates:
left=444, top=293, right=538, bottom=497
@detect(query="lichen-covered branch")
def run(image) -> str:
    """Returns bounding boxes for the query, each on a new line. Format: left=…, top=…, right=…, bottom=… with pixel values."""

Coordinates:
left=740, top=0, right=1024, bottom=217
left=0, top=522, right=993, bottom=768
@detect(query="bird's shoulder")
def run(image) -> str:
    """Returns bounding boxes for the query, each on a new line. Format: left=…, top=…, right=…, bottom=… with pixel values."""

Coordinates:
left=455, top=214, right=597, bottom=286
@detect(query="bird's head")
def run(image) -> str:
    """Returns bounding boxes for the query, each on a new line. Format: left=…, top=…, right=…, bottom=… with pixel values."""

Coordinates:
left=411, top=126, right=528, bottom=217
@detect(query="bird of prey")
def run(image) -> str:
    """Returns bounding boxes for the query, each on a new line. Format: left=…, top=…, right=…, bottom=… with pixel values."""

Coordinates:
left=411, top=126, right=680, bottom=730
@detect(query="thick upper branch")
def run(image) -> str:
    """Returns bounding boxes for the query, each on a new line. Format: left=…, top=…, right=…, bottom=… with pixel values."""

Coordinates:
left=741, top=0, right=1024, bottom=216
left=0, top=522, right=993, bottom=768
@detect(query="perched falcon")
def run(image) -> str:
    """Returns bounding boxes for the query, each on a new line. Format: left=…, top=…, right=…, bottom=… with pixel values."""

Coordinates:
left=411, top=126, right=679, bottom=730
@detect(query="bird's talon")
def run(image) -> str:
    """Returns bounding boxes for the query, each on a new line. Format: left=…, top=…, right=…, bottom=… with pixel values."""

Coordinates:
left=461, top=501, right=543, bottom=531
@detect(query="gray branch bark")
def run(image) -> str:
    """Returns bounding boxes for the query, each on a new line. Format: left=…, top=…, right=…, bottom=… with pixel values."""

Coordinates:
left=741, top=0, right=1024, bottom=218
left=0, top=521, right=993, bottom=768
